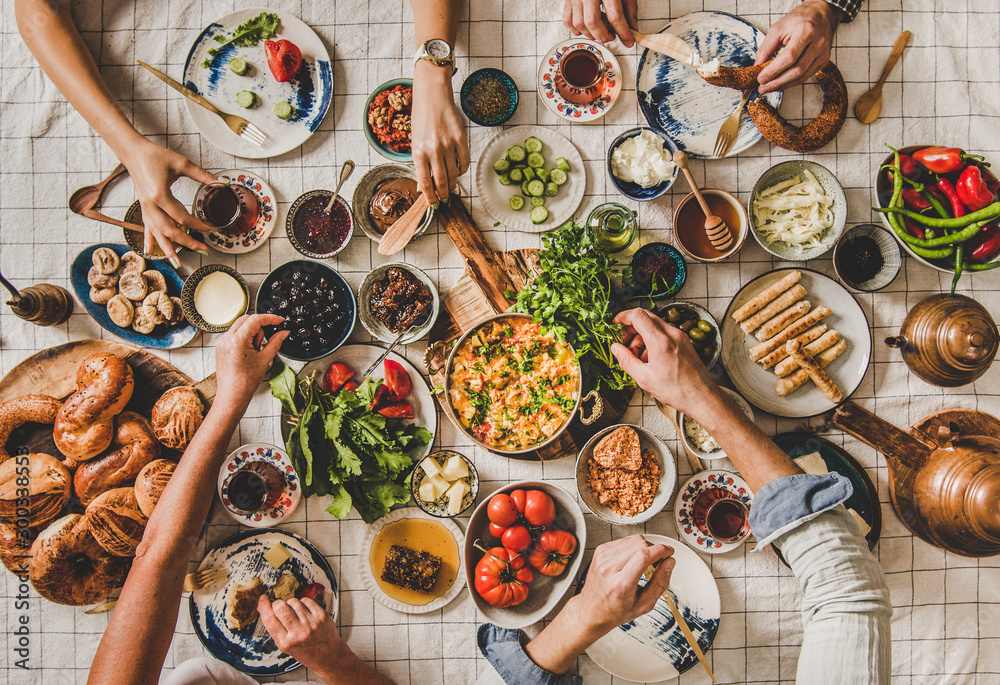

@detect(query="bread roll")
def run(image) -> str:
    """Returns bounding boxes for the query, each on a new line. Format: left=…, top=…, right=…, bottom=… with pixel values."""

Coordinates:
left=53, top=354, right=134, bottom=460
left=786, top=340, right=844, bottom=403
left=73, top=412, right=160, bottom=505
left=0, top=453, right=71, bottom=527
left=740, top=284, right=807, bottom=334
left=134, top=459, right=175, bottom=517
left=84, top=487, right=147, bottom=557
left=775, top=330, right=841, bottom=377
left=0, top=521, right=36, bottom=574
left=151, top=386, right=205, bottom=451
left=0, top=394, right=61, bottom=463
left=757, top=324, right=828, bottom=369
left=775, top=339, right=848, bottom=397
left=748, top=306, right=831, bottom=362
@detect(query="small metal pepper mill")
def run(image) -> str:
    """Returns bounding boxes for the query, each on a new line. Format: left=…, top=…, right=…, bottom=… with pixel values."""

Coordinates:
left=1, top=271, right=73, bottom=327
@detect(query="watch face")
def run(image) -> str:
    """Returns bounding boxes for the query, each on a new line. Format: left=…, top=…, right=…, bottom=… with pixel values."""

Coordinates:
left=427, top=39, right=451, bottom=60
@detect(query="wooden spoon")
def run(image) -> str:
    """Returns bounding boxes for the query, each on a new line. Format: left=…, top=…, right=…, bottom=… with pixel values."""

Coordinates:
left=672, top=150, right=733, bottom=253
left=854, top=30, right=911, bottom=124
left=68, top=163, right=128, bottom=214
left=377, top=193, right=431, bottom=256
left=81, top=208, right=145, bottom=235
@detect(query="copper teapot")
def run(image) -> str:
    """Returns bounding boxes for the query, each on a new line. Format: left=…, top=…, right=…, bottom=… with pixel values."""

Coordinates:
left=885, top=293, right=997, bottom=387
left=833, top=401, right=1000, bottom=557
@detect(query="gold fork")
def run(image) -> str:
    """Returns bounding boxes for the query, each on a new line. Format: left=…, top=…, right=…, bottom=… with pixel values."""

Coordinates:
left=183, top=566, right=230, bottom=592
left=137, top=61, right=266, bottom=148
left=713, top=87, right=754, bottom=159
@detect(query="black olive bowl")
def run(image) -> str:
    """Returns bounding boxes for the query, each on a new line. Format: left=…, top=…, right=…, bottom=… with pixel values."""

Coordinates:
left=255, top=260, right=357, bottom=362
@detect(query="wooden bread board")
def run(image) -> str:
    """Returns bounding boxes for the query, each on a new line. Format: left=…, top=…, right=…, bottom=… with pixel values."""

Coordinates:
left=426, top=197, right=635, bottom=461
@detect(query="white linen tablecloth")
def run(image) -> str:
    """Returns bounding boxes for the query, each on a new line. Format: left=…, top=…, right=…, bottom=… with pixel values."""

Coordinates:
left=1, top=0, right=999, bottom=683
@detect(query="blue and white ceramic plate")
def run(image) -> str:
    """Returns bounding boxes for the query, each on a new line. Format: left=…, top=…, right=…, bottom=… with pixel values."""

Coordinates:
left=189, top=529, right=338, bottom=676
left=537, top=38, right=622, bottom=122
left=637, top=11, right=782, bottom=158
left=217, top=443, right=301, bottom=528
left=182, top=8, right=333, bottom=159
left=584, top=534, right=721, bottom=681
left=71, top=244, right=197, bottom=349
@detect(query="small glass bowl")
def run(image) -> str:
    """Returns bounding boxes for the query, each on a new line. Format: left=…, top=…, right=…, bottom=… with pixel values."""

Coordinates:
left=461, top=68, right=519, bottom=126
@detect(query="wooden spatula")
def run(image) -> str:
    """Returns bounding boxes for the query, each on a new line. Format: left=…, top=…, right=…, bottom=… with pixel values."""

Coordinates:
left=377, top=193, right=431, bottom=256
left=673, top=150, right=733, bottom=253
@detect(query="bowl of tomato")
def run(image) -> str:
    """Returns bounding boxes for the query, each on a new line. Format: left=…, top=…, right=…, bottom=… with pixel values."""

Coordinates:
left=463, top=481, right=586, bottom=629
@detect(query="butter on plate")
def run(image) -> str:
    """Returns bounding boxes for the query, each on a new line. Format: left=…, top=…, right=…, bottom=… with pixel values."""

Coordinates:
left=793, top=452, right=871, bottom=537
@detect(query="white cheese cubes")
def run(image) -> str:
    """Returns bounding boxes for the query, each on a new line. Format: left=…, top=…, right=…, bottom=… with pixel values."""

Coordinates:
left=419, top=474, right=450, bottom=502
left=440, top=455, right=469, bottom=481
left=263, top=543, right=291, bottom=568
left=416, top=454, right=472, bottom=515
left=420, top=456, right=443, bottom=478
left=446, top=480, right=470, bottom=515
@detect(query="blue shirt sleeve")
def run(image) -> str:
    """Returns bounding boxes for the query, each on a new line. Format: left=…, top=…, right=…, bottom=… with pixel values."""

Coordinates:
left=477, top=624, right=582, bottom=685
left=748, top=472, right=854, bottom=549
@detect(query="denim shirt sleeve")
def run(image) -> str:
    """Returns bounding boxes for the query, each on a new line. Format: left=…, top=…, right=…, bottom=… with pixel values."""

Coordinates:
left=748, top=472, right=854, bottom=549
left=476, top=624, right=582, bottom=685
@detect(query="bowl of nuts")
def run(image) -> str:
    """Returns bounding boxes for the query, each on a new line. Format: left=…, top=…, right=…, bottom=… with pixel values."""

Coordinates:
left=364, top=79, right=413, bottom=162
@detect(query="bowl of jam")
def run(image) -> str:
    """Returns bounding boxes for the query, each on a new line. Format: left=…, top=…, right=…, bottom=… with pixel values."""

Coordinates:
left=626, top=242, right=687, bottom=300
left=286, top=189, right=354, bottom=258
left=352, top=164, right=434, bottom=243
left=255, top=260, right=357, bottom=362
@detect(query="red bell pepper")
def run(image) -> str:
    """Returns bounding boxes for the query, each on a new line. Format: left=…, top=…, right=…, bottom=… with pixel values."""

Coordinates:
left=937, top=178, right=966, bottom=218
left=968, top=223, right=1000, bottom=262
left=902, top=216, right=925, bottom=240
left=913, top=146, right=987, bottom=175
left=957, top=166, right=995, bottom=212
left=901, top=188, right=931, bottom=212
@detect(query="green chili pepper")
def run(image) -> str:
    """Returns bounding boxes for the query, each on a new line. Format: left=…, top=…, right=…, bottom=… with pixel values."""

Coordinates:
left=914, top=220, right=989, bottom=247
left=951, top=244, right=964, bottom=294
left=874, top=201, right=1000, bottom=229
left=966, top=261, right=1000, bottom=271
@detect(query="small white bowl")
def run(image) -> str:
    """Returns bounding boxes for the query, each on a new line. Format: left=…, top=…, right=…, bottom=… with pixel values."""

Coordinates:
left=678, top=388, right=754, bottom=461
left=358, top=263, right=439, bottom=344
left=575, top=424, right=676, bottom=525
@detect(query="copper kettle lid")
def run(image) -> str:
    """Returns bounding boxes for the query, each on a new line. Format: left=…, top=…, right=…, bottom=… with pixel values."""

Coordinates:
left=940, top=306, right=999, bottom=370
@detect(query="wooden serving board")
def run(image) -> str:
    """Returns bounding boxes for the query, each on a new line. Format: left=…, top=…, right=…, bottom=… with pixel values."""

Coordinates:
left=426, top=198, right=635, bottom=461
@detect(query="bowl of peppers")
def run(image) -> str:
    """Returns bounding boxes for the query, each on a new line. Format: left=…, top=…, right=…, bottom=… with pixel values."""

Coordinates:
left=875, top=144, right=1000, bottom=288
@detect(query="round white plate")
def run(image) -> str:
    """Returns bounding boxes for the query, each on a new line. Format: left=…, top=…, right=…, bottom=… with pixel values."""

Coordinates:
left=637, top=11, right=782, bottom=158
left=673, top=470, right=754, bottom=554
left=585, top=534, right=721, bottom=681
left=217, top=443, right=301, bottom=527
left=721, top=268, right=872, bottom=418
left=476, top=125, right=585, bottom=233
left=189, top=529, right=338, bottom=676
left=194, top=169, right=277, bottom=254
left=287, top=344, right=438, bottom=463
left=358, top=507, right=466, bottom=614
left=182, top=8, right=333, bottom=159
left=537, top=38, right=623, bottom=122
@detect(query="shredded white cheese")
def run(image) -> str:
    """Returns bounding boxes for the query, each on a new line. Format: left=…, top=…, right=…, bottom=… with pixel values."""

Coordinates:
left=751, top=169, right=834, bottom=254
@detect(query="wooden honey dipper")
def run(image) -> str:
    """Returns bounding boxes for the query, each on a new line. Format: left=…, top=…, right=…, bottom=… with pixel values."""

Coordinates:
left=673, top=150, right=733, bottom=253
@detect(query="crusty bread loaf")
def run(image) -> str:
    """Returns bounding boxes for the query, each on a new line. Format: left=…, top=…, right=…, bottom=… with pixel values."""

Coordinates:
left=73, top=412, right=160, bottom=505
left=134, top=458, right=175, bottom=518
left=0, top=521, right=35, bottom=574
left=0, top=453, right=71, bottom=527
left=592, top=426, right=642, bottom=471
left=53, top=354, right=134, bottom=460
left=84, top=487, right=147, bottom=557
left=0, top=394, right=62, bottom=463
left=150, top=386, right=204, bottom=451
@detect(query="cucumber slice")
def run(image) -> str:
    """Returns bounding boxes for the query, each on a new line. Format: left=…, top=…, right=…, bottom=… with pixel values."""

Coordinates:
left=498, top=174, right=511, bottom=186
left=506, top=145, right=526, bottom=163
left=556, top=157, right=571, bottom=172
left=274, top=101, right=293, bottom=119
left=524, top=137, right=543, bottom=153
left=229, top=57, right=249, bottom=75
left=509, top=167, right=524, bottom=183
left=235, top=90, right=256, bottom=108
left=530, top=196, right=546, bottom=207
left=523, top=167, right=536, bottom=181
left=536, top=168, right=549, bottom=183
left=509, top=196, right=525, bottom=211
left=550, top=168, right=569, bottom=185
left=544, top=182, right=559, bottom=197
left=520, top=180, right=532, bottom=197
left=529, top=206, right=549, bottom=224
left=527, top=179, right=545, bottom=197
left=493, top=159, right=511, bottom=174
left=526, top=152, right=545, bottom=168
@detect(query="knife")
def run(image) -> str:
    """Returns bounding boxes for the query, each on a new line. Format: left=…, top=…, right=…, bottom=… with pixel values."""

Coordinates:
left=643, top=566, right=718, bottom=683
left=631, top=30, right=697, bottom=66
left=137, top=60, right=225, bottom=116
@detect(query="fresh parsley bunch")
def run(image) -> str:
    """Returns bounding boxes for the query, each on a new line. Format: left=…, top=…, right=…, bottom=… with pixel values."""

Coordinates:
left=270, top=364, right=431, bottom=524
left=201, top=12, right=280, bottom=67
left=508, top=220, right=634, bottom=391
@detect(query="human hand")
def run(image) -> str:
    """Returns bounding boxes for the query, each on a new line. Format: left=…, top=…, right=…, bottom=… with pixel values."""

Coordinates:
left=755, top=0, right=843, bottom=94
left=117, top=137, right=217, bottom=265
left=610, top=308, right=719, bottom=415
left=562, top=0, right=638, bottom=47
left=411, top=63, right=469, bottom=204
left=214, top=314, right=288, bottom=409
left=258, top=595, right=345, bottom=673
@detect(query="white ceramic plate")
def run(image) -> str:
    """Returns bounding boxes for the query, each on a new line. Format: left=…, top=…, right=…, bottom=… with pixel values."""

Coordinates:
left=476, top=125, right=585, bottom=233
left=287, top=344, right=438, bottom=463
left=575, top=424, right=677, bottom=525
left=358, top=507, right=466, bottom=614
left=464, top=481, right=586, bottom=629
left=673, top=470, right=754, bottom=554
left=721, top=268, right=872, bottom=418
left=193, top=169, right=278, bottom=254
left=181, top=8, right=333, bottom=159
left=537, top=38, right=623, bottom=122
left=189, top=529, right=338, bottom=676
left=585, top=534, right=721, bottom=681
left=217, top=443, right=301, bottom=527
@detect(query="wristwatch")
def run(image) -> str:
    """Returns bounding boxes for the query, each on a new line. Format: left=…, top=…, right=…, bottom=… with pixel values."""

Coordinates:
left=414, top=38, right=455, bottom=72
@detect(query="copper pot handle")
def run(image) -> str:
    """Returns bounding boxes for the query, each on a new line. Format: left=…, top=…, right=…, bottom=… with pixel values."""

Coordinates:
left=423, top=341, right=451, bottom=376
left=831, top=400, right=931, bottom=470
left=578, top=389, right=603, bottom=425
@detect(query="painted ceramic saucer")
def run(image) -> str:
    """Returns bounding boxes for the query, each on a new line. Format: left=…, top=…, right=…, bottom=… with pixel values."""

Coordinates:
left=673, top=469, right=753, bottom=553
left=193, top=169, right=277, bottom=254
left=217, top=443, right=301, bottom=527
left=537, top=38, right=622, bottom=122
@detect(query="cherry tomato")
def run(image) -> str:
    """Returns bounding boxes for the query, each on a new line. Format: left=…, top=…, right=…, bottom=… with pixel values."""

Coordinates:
left=474, top=547, right=533, bottom=608
left=522, top=490, right=556, bottom=527
left=383, top=359, right=412, bottom=401
left=264, top=39, right=303, bottom=83
left=322, top=362, right=355, bottom=394
left=376, top=401, right=413, bottom=419
left=527, top=530, right=577, bottom=577
left=501, top=525, right=531, bottom=553
left=487, top=493, right=518, bottom=528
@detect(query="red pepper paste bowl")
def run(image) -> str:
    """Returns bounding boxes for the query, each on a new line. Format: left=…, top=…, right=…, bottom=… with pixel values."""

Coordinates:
left=363, top=78, right=413, bottom=162
left=286, top=189, right=354, bottom=259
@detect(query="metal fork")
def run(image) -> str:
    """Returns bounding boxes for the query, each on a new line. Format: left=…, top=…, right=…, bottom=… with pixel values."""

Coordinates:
left=713, top=87, right=754, bottom=159
left=137, top=61, right=266, bottom=147
left=183, top=566, right=230, bottom=592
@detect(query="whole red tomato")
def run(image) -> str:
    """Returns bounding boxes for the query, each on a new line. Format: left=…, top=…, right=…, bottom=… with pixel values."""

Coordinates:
left=487, top=493, right=518, bottom=528
left=501, top=525, right=531, bottom=553
left=474, top=547, right=533, bottom=608
left=522, top=490, right=556, bottom=527
left=488, top=521, right=507, bottom=538
left=527, top=530, right=577, bottom=577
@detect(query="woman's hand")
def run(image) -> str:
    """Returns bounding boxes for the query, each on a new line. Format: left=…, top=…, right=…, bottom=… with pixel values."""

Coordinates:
left=117, top=137, right=217, bottom=265
left=411, top=63, right=469, bottom=204
left=562, top=0, right=638, bottom=47
left=213, top=313, right=288, bottom=411
left=756, top=0, right=843, bottom=94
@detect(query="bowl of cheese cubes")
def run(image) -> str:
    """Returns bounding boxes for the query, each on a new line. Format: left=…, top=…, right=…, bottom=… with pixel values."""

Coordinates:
left=410, top=450, right=479, bottom=518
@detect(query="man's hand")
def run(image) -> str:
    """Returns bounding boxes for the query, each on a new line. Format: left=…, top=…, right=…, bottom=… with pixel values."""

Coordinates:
left=562, top=0, right=638, bottom=47
left=756, top=0, right=843, bottom=94
left=118, top=137, right=217, bottom=265
left=258, top=596, right=345, bottom=673
left=214, top=313, right=288, bottom=410
left=411, top=63, right=469, bottom=204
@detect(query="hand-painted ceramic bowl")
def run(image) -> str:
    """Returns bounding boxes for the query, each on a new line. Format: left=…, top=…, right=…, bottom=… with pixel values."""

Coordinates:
left=626, top=242, right=687, bottom=300
left=607, top=127, right=679, bottom=201
left=363, top=78, right=413, bottom=162
left=461, top=68, right=519, bottom=126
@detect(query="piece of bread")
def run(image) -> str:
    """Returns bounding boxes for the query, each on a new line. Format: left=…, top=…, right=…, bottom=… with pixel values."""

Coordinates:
left=732, top=270, right=801, bottom=322
left=786, top=340, right=844, bottom=403
left=271, top=573, right=300, bottom=601
left=134, top=459, right=175, bottom=517
left=0, top=453, right=71, bottom=528
left=151, top=387, right=205, bottom=451
left=226, top=576, right=267, bottom=631
left=54, top=354, right=134, bottom=460
left=740, top=284, right=807, bottom=334
left=73, top=412, right=161, bottom=505
left=0, top=394, right=61, bottom=463
left=592, top=426, right=642, bottom=471
left=776, top=339, right=848, bottom=397
left=84, top=487, right=147, bottom=557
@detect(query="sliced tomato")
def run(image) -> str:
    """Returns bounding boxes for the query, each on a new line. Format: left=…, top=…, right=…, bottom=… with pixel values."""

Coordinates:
left=377, top=401, right=413, bottom=419
left=341, top=380, right=359, bottom=393
left=264, top=39, right=303, bottom=83
left=322, top=362, right=355, bottom=394
left=369, top=384, right=391, bottom=411
left=383, top=359, right=412, bottom=401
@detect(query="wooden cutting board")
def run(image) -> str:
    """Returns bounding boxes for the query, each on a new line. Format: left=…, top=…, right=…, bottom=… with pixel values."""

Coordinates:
left=426, top=197, right=635, bottom=461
